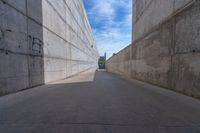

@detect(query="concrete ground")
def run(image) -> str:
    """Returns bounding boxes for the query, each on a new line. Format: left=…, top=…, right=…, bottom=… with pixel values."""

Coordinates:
left=0, top=69, right=200, bottom=133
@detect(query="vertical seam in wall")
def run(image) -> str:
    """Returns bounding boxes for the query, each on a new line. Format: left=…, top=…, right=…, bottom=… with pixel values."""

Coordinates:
left=170, top=0, right=176, bottom=89
left=64, top=1, right=68, bottom=77
left=135, top=45, right=137, bottom=79
left=0, top=1, right=5, bottom=51
left=130, top=45, right=132, bottom=77
left=26, top=0, right=31, bottom=88
left=132, top=0, right=134, bottom=42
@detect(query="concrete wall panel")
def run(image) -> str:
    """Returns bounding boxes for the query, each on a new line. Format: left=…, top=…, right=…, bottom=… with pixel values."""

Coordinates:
left=27, top=0, right=43, bottom=23
left=0, top=3, right=28, bottom=54
left=5, top=0, right=26, bottom=13
left=172, top=53, right=200, bottom=98
left=0, top=53, right=29, bottom=94
left=175, top=3, right=200, bottom=54
left=134, top=0, right=174, bottom=40
left=28, top=56, right=44, bottom=87
left=135, top=20, right=172, bottom=87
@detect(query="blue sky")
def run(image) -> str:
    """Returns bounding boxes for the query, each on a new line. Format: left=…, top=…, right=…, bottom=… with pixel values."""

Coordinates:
left=83, top=0, right=132, bottom=59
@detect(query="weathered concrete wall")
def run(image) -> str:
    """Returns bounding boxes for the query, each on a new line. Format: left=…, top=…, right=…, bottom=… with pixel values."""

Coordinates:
left=107, top=0, right=200, bottom=98
left=42, top=0, right=99, bottom=83
left=106, top=46, right=132, bottom=77
left=0, top=0, right=99, bottom=94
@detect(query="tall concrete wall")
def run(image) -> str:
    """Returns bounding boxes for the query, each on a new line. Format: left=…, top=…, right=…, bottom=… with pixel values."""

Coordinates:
left=0, top=0, right=99, bottom=95
left=107, top=0, right=200, bottom=98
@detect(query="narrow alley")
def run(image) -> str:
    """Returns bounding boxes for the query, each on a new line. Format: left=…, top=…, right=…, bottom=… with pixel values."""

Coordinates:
left=0, top=69, right=200, bottom=133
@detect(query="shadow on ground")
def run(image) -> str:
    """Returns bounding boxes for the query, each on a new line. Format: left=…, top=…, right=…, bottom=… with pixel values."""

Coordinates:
left=0, top=70, right=200, bottom=133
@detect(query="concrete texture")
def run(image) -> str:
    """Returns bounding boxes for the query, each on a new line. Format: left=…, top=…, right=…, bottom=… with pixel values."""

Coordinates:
left=0, top=70, right=200, bottom=132
left=106, top=0, right=200, bottom=98
left=0, top=0, right=99, bottom=94
left=48, top=68, right=96, bottom=84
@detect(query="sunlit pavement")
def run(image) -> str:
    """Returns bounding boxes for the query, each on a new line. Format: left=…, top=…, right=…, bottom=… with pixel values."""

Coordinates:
left=0, top=69, right=200, bottom=133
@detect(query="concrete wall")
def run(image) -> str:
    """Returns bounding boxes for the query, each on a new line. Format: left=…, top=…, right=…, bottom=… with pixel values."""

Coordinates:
left=42, top=0, right=99, bottom=83
left=107, top=0, right=200, bottom=98
left=0, top=0, right=99, bottom=94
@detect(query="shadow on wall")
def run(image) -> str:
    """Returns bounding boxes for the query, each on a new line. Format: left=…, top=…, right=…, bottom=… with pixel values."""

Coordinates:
left=0, top=0, right=44, bottom=95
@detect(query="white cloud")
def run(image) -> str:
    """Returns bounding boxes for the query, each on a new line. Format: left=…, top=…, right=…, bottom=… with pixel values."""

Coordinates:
left=88, top=0, right=115, bottom=24
left=85, top=0, right=132, bottom=59
left=94, top=25, right=131, bottom=58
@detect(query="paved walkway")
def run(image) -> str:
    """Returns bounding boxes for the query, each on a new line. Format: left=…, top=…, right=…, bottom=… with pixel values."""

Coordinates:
left=0, top=70, right=200, bottom=133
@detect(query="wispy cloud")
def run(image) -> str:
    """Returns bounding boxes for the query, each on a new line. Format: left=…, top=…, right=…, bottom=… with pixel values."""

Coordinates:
left=84, top=0, right=132, bottom=59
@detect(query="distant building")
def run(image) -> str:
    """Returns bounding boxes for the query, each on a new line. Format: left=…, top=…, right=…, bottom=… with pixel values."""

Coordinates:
left=98, top=53, right=106, bottom=69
